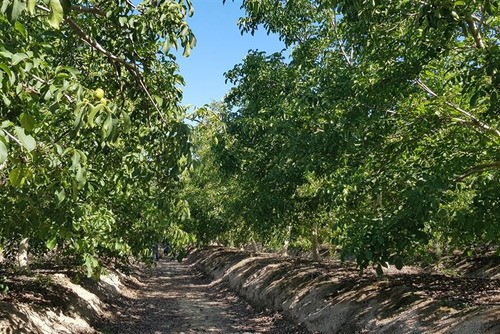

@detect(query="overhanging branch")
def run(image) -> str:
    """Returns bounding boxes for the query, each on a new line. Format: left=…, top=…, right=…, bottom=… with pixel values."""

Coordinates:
left=35, top=4, right=166, bottom=122
left=416, top=79, right=500, bottom=139
left=454, top=162, right=500, bottom=181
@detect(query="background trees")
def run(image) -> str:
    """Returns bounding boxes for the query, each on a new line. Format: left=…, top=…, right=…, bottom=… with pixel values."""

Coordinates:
left=183, top=0, right=500, bottom=271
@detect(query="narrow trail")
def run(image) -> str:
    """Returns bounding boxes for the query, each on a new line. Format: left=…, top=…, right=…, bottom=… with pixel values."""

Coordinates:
left=97, top=260, right=311, bottom=334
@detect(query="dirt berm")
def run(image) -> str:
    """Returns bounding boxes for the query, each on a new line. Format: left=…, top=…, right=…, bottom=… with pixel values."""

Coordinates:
left=189, top=247, right=500, bottom=334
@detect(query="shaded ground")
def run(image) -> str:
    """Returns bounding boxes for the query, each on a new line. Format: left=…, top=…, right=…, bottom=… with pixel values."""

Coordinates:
left=191, top=248, right=500, bottom=334
left=96, top=259, right=312, bottom=334
left=2, top=249, right=500, bottom=333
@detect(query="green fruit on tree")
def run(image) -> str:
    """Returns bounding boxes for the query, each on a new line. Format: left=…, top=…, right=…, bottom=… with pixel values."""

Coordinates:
left=100, top=98, right=107, bottom=106
left=94, top=88, right=105, bottom=99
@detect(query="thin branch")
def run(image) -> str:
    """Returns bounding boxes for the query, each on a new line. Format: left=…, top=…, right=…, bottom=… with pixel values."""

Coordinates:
left=330, top=12, right=353, bottom=67
left=36, top=4, right=165, bottom=121
left=70, top=5, right=105, bottom=16
left=65, top=19, right=165, bottom=120
left=125, top=0, right=144, bottom=14
left=454, top=162, right=500, bottom=181
left=136, top=73, right=167, bottom=123
left=54, top=129, right=71, bottom=144
left=415, top=79, right=500, bottom=139
left=125, top=0, right=137, bottom=9
left=465, top=13, right=486, bottom=49
left=29, top=73, right=74, bottom=103
left=3, top=130, right=24, bottom=151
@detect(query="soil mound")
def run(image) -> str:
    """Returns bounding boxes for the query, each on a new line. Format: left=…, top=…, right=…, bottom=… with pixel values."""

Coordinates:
left=189, top=247, right=500, bottom=334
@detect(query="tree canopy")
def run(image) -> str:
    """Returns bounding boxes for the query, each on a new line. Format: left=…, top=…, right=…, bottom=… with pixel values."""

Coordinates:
left=2, top=0, right=500, bottom=276
left=183, top=0, right=500, bottom=272
left=0, top=0, right=195, bottom=275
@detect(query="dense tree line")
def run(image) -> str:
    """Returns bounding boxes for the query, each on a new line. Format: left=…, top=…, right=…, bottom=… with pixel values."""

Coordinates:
left=2, top=0, right=500, bottom=280
left=183, top=0, right=500, bottom=272
left=0, top=0, right=195, bottom=277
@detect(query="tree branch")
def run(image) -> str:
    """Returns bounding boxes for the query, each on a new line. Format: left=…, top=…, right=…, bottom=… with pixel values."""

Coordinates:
left=454, top=162, right=500, bottom=181
left=3, top=130, right=24, bottom=151
left=70, top=5, right=105, bottom=16
left=330, top=11, right=353, bottom=67
left=465, top=13, right=486, bottom=49
left=415, top=79, right=500, bottom=139
left=29, top=73, right=74, bottom=103
left=36, top=4, right=165, bottom=122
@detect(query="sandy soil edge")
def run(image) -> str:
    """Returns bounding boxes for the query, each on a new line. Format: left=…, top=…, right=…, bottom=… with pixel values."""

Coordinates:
left=189, top=247, right=500, bottom=334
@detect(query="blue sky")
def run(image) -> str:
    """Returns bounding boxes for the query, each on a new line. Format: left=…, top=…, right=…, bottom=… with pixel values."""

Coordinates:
left=173, top=0, right=287, bottom=109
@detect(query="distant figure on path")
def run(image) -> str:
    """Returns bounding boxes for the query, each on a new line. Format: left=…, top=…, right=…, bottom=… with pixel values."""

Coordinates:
left=163, top=241, right=171, bottom=259
left=152, top=243, right=159, bottom=261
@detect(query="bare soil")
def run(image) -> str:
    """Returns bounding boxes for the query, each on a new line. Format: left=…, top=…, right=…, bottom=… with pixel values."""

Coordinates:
left=2, top=248, right=500, bottom=334
left=190, top=247, right=500, bottom=334
left=95, top=259, right=312, bottom=334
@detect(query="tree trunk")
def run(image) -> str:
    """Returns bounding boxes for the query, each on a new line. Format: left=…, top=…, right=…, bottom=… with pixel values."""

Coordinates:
left=311, top=226, right=320, bottom=261
left=281, top=223, right=292, bottom=257
left=17, top=237, right=29, bottom=271
left=251, top=239, right=259, bottom=253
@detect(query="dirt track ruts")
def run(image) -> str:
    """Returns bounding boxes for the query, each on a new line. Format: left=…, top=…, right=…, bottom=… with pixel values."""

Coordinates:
left=96, top=259, right=311, bottom=334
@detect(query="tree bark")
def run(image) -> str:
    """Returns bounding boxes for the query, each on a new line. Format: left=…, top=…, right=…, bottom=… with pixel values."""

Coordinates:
left=281, top=223, right=292, bottom=257
left=251, top=239, right=259, bottom=253
left=311, top=225, right=320, bottom=261
left=17, top=238, right=29, bottom=271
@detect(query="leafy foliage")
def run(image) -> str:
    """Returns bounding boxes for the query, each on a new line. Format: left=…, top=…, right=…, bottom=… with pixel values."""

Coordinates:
left=186, top=0, right=500, bottom=271
left=0, top=0, right=196, bottom=275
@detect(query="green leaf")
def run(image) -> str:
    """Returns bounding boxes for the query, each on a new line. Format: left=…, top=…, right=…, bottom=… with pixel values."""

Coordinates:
left=118, top=16, right=127, bottom=26
left=27, top=0, right=36, bottom=15
left=9, top=0, right=26, bottom=23
left=55, top=188, right=65, bottom=204
left=46, top=236, right=57, bottom=250
left=20, top=112, right=35, bottom=132
left=182, top=44, right=191, bottom=57
left=9, top=167, right=24, bottom=187
left=75, top=166, right=86, bottom=187
left=0, top=48, right=13, bottom=59
left=14, top=21, right=27, bottom=38
left=72, top=179, right=78, bottom=201
left=0, top=63, right=15, bottom=85
left=71, top=150, right=80, bottom=169
left=54, top=143, right=63, bottom=155
left=162, top=37, right=174, bottom=54
left=1, top=0, right=9, bottom=14
left=88, top=104, right=104, bottom=127
left=14, top=126, right=36, bottom=152
left=102, top=113, right=113, bottom=140
left=154, top=95, right=163, bottom=107
left=48, top=0, right=64, bottom=29
left=121, top=110, right=131, bottom=133
left=0, top=141, right=7, bottom=164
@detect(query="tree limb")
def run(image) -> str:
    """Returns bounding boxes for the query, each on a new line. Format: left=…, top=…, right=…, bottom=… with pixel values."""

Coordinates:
left=70, top=5, right=105, bottom=16
left=329, top=11, right=353, bottom=67
left=454, top=162, right=500, bottom=181
left=415, top=79, right=500, bottom=139
left=3, top=130, right=24, bottom=151
left=29, top=73, right=74, bottom=103
left=35, top=4, right=165, bottom=122
left=465, top=13, right=486, bottom=49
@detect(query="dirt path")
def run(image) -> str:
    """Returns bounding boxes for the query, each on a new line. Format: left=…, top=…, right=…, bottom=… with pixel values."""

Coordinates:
left=96, top=260, right=311, bottom=334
